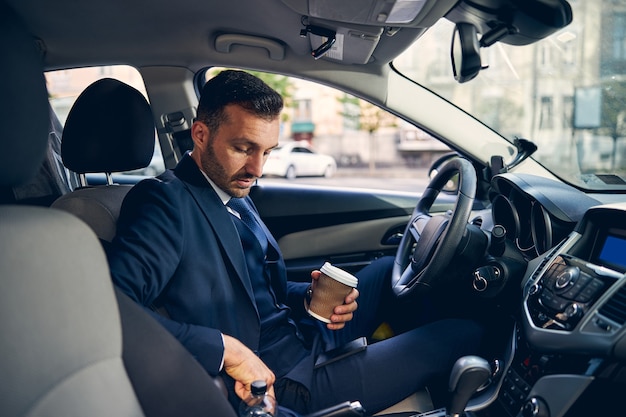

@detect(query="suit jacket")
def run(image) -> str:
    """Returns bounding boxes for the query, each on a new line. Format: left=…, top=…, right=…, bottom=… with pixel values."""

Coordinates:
left=108, top=154, right=313, bottom=382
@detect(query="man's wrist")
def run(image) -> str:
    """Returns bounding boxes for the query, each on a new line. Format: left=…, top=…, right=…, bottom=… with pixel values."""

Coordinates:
left=304, top=284, right=313, bottom=309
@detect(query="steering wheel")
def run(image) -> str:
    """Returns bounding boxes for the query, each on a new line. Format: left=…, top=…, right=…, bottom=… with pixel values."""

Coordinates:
left=392, top=157, right=477, bottom=297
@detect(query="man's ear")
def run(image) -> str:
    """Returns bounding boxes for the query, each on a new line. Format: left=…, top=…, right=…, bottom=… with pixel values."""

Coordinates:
left=190, top=121, right=207, bottom=150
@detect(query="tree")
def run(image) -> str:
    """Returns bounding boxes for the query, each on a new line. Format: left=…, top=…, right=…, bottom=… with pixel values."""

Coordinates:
left=338, top=93, right=397, bottom=171
left=477, top=96, right=523, bottom=137
left=599, top=80, right=626, bottom=135
left=598, top=80, right=626, bottom=170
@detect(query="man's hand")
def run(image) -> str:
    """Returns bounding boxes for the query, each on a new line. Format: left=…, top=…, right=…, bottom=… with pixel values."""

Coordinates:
left=310, top=270, right=359, bottom=330
left=222, top=334, right=276, bottom=400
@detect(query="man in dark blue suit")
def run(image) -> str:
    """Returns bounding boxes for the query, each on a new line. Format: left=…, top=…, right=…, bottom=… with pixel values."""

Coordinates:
left=108, top=70, right=484, bottom=415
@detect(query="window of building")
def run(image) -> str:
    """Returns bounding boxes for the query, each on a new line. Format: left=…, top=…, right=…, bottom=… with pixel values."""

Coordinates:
left=293, top=99, right=312, bottom=121
left=539, top=96, right=554, bottom=130
left=612, top=13, right=626, bottom=60
left=563, top=95, right=574, bottom=128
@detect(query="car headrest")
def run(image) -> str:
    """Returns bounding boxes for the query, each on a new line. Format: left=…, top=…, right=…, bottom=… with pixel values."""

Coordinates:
left=61, top=78, right=156, bottom=174
left=0, top=2, right=49, bottom=187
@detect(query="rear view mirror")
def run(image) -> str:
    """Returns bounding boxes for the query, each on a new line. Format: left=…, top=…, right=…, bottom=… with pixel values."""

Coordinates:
left=451, top=23, right=482, bottom=83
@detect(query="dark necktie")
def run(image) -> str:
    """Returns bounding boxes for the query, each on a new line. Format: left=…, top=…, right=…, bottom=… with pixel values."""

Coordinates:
left=227, top=197, right=269, bottom=254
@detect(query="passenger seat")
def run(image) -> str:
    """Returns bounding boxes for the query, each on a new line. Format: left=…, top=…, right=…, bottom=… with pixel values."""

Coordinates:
left=51, top=78, right=156, bottom=242
left=0, top=4, right=144, bottom=416
left=0, top=4, right=237, bottom=416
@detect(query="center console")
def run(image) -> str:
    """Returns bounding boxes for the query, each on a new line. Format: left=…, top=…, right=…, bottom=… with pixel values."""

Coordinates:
left=486, top=205, right=626, bottom=417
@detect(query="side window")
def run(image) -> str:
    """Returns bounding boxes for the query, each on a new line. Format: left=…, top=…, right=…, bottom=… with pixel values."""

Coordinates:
left=293, top=147, right=312, bottom=154
left=201, top=68, right=450, bottom=192
left=46, top=65, right=164, bottom=177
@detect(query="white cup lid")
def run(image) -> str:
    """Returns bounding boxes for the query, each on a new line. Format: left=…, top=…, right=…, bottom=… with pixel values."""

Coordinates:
left=320, top=262, right=358, bottom=287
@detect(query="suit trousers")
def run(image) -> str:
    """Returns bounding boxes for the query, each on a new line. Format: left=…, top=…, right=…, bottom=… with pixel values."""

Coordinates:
left=293, top=256, right=485, bottom=414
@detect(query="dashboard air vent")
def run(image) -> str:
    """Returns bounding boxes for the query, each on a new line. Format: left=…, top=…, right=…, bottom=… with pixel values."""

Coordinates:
left=530, top=239, right=567, bottom=282
left=598, top=284, right=626, bottom=325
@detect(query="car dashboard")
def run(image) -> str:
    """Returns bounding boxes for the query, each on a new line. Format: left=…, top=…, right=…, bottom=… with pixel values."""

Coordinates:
left=476, top=173, right=626, bottom=417
left=490, top=173, right=601, bottom=260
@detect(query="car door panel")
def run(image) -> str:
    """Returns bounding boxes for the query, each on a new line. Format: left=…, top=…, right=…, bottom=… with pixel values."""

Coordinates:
left=250, top=183, right=419, bottom=281
left=277, top=216, right=410, bottom=281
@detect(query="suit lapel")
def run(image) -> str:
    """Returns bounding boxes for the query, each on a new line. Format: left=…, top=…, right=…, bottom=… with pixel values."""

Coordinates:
left=175, top=155, right=258, bottom=309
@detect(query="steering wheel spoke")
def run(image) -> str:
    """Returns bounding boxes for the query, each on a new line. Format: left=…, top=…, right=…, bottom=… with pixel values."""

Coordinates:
left=411, top=215, right=449, bottom=269
left=408, top=214, right=429, bottom=242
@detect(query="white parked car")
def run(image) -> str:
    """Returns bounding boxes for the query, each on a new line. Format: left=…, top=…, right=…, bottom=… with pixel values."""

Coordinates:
left=263, top=141, right=336, bottom=180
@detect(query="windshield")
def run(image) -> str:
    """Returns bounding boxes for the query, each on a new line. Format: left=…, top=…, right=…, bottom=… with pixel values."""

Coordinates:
left=394, top=0, right=626, bottom=192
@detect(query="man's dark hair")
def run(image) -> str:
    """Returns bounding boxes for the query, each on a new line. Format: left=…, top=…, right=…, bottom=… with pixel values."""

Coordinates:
left=197, top=70, right=283, bottom=134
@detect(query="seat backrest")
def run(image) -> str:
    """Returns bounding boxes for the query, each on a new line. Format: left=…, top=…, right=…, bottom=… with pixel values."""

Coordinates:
left=0, top=4, right=145, bottom=416
left=51, top=78, right=156, bottom=242
left=0, top=207, right=146, bottom=417
left=115, top=287, right=237, bottom=417
left=53, top=184, right=136, bottom=241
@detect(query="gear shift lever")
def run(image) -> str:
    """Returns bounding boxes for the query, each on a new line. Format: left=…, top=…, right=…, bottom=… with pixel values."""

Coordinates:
left=447, top=356, right=491, bottom=417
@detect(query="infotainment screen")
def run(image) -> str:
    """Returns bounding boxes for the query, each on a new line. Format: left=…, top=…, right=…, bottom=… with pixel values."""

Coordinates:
left=597, top=229, right=626, bottom=272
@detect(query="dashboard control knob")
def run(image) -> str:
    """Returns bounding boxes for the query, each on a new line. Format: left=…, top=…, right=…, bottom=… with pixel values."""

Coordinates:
left=529, top=283, right=541, bottom=296
left=489, top=225, right=507, bottom=257
left=555, top=266, right=579, bottom=290
left=564, top=303, right=581, bottom=319
left=555, top=303, right=582, bottom=326
left=522, top=397, right=550, bottom=417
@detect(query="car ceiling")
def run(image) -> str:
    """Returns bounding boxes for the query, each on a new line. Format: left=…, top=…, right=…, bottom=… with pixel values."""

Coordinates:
left=6, top=0, right=453, bottom=74
left=7, top=0, right=573, bottom=91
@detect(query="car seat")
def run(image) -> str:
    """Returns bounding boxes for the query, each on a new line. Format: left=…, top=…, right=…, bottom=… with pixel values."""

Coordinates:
left=51, top=77, right=156, bottom=242
left=0, top=3, right=238, bottom=417
left=0, top=4, right=144, bottom=416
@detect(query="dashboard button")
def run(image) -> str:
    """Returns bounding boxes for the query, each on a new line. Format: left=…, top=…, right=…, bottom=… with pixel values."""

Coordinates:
left=561, top=274, right=590, bottom=299
left=540, top=291, right=568, bottom=311
left=577, top=278, right=604, bottom=303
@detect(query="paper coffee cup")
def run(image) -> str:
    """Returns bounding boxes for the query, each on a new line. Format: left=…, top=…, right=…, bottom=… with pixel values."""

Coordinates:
left=307, top=262, right=358, bottom=323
